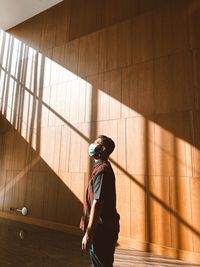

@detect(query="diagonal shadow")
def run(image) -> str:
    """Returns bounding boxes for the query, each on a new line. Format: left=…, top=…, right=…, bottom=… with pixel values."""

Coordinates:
left=2, top=103, right=198, bottom=239
left=0, top=115, right=84, bottom=227
left=1, top=10, right=200, bottom=256
left=0, top=29, right=199, bottom=241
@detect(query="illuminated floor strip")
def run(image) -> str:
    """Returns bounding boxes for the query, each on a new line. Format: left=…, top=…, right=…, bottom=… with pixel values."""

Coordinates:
left=114, top=248, right=199, bottom=267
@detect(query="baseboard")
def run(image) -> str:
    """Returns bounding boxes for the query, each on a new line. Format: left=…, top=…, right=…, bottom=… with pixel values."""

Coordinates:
left=0, top=211, right=82, bottom=236
left=0, top=211, right=199, bottom=265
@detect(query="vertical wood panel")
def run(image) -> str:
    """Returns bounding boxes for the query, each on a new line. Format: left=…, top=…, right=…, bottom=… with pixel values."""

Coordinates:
left=69, top=0, right=97, bottom=40
left=2, top=131, right=15, bottom=170
left=26, top=171, right=45, bottom=218
left=69, top=78, right=87, bottom=123
left=86, top=73, right=103, bottom=123
left=154, top=112, right=193, bottom=177
left=64, top=39, right=80, bottom=75
left=116, top=119, right=126, bottom=174
left=153, top=0, right=188, bottom=58
left=132, top=11, right=153, bottom=64
left=126, top=115, right=156, bottom=177
left=40, top=8, right=57, bottom=52
left=103, top=69, right=121, bottom=120
left=51, top=126, right=62, bottom=173
left=171, top=0, right=188, bottom=52
left=98, top=29, right=106, bottom=73
left=69, top=173, right=85, bottom=225
left=68, top=128, right=81, bottom=172
left=191, top=110, right=200, bottom=178
left=188, top=0, right=200, bottom=49
left=105, top=24, right=118, bottom=71
left=117, top=20, right=132, bottom=68
left=55, top=0, right=71, bottom=46
left=138, top=0, right=154, bottom=13
left=99, top=0, right=133, bottom=28
left=56, top=172, right=71, bottom=223
left=43, top=171, right=59, bottom=221
left=130, top=175, right=146, bottom=241
left=137, top=61, right=154, bottom=115
left=116, top=174, right=131, bottom=237
left=121, top=65, right=139, bottom=118
left=193, top=50, right=200, bottom=110
left=154, top=52, right=194, bottom=114
left=59, top=125, right=71, bottom=173
left=48, top=85, right=65, bottom=126
left=12, top=131, right=28, bottom=170
left=52, top=44, right=65, bottom=66
left=126, top=117, right=147, bottom=175
left=169, top=175, right=179, bottom=249
left=3, top=171, right=19, bottom=212
left=153, top=5, right=172, bottom=58
left=191, top=177, right=200, bottom=253
left=122, top=61, right=154, bottom=118
left=150, top=176, right=171, bottom=247
left=170, top=176, right=193, bottom=252
left=0, top=171, right=6, bottom=210
left=78, top=32, right=99, bottom=78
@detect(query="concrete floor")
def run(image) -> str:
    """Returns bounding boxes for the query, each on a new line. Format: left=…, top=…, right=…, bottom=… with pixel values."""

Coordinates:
left=0, top=218, right=199, bottom=267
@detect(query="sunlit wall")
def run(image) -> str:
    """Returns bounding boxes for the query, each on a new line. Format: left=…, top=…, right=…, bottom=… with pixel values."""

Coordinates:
left=0, top=0, right=200, bottom=264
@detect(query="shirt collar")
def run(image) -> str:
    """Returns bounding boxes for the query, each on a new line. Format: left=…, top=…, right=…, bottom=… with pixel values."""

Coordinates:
left=94, top=158, right=108, bottom=167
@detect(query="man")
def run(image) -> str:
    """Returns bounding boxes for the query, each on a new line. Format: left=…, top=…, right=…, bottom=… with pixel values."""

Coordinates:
left=80, top=135, right=120, bottom=267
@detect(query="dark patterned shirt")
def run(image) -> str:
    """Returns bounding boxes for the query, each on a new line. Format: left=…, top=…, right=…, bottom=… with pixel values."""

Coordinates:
left=80, top=159, right=119, bottom=233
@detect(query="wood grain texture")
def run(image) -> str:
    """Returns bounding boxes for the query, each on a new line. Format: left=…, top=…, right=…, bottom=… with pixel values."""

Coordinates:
left=116, top=174, right=131, bottom=237
left=188, top=0, right=200, bottom=50
left=132, top=11, right=153, bottom=64
left=1, top=0, right=200, bottom=263
left=153, top=111, right=193, bottom=177
left=149, top=175, right=171, bottom=247
left=0, top=218, right=198, bottom=266
left=130, top=175, right=146, bottom=242
left=191, top=110, right=200, bottom=178
left=122, top=61, right=154, bottom=117
left=154, top=52, right=194, bottom=114
left=190, top=177, right=200, bottom=253
left=78, top=32, right=99, bottom=78
left=170, top=176, right=193, bottom=252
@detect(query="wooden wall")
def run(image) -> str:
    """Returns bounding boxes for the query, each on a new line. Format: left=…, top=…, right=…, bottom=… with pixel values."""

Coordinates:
left=0, top=0, right=200, bottom=263
left=0, top=115, right=83, bottom=228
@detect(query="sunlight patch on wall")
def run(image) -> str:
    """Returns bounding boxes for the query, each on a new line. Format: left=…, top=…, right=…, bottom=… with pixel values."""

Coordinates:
left=0, top=30, right=91, bottom=202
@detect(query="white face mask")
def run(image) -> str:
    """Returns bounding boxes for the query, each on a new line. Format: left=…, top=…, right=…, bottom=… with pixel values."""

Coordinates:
left=88, top=143, right=97, bottom=157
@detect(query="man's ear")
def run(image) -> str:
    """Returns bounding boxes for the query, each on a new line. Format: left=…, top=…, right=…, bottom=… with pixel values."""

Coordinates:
left=102, top=145, right=106, bottom=152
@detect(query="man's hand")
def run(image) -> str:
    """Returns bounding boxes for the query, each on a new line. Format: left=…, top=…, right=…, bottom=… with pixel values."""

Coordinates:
left=82, top=232, right=90, bottom=250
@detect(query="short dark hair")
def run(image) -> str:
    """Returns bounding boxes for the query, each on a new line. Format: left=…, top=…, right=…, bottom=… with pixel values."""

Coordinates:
left=98, top=135, right=115, bottom=156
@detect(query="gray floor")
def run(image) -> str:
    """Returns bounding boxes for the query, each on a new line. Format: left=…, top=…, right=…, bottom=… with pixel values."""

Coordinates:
left=0, top=218, right=199, bottom=267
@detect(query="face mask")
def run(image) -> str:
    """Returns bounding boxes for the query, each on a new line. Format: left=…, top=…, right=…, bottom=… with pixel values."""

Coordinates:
left=88, top=143, right=97, bottom=157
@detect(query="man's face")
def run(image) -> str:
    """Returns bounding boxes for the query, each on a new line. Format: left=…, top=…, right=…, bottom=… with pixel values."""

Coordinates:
left=93, top=138, right=107, bottom=157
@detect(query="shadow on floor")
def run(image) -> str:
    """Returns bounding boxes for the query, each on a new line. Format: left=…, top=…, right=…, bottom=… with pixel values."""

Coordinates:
left=0, top=218, right=90, bottom=267
left=0, top=218, right=198, bottom=267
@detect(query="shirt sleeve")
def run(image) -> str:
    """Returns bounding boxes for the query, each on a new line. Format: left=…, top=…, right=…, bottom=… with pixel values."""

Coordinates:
left=92, top=172, right=105, bottom=200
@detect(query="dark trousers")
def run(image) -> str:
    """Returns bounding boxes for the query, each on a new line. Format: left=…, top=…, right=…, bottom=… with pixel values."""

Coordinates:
left=89, top=224, right=119, bottom=267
